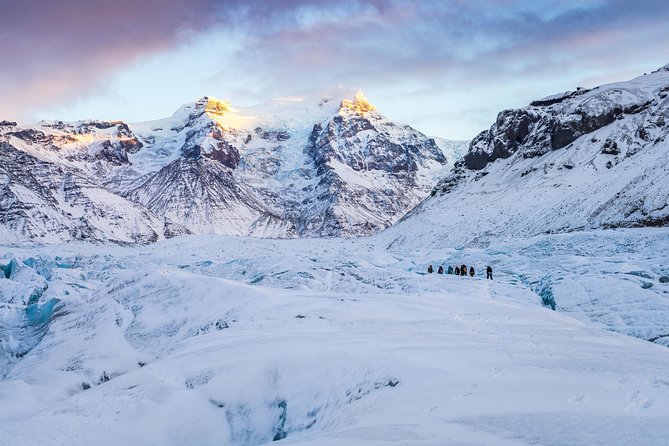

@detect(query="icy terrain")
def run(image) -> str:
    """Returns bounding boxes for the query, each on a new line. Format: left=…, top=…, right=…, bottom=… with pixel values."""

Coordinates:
left=2, top=228, right=669, bottom=445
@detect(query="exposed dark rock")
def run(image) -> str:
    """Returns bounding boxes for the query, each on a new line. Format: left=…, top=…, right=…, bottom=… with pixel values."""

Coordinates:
left=601, top=139, right=620, bottom=155
left=8, top=128, right=52, bottom=145
left=529, top=87, right=592, bottom=107
left=255, top=127, right=291, bottom=141
left=463, top=86, right=654, bottom=170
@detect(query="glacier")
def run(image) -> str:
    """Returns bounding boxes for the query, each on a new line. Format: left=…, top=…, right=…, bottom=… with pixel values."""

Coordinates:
left=1, top=228, right=669, bottom=445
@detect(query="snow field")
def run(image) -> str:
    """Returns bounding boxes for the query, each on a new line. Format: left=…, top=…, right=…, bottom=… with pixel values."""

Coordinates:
left=1, top=229, right=669, bottom=445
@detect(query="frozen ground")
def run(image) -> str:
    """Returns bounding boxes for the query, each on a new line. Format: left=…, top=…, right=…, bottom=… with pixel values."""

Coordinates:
left=1, top=228, right=669, bottom=445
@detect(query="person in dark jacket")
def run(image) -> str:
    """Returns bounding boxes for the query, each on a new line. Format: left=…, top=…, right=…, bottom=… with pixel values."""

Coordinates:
left=486, top=266, right=493, bottom=280
left=469, top=266, right=475, bottom=277
left=460, top=264, right=467, bottom=276
left=437, top=265, right=444, bottom=274
left=428, top=264, right=434, bottom=274
left=454, top=266, right=460, bottom=275
left=447, top=265, right=454, bottom=274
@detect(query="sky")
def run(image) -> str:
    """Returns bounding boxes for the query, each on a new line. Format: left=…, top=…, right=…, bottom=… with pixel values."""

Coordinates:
left=1, top=0, right=669, bottom=140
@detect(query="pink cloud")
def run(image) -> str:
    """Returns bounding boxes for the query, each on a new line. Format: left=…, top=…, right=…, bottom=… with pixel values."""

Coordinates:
left=0, top=0, right=225, bottom=120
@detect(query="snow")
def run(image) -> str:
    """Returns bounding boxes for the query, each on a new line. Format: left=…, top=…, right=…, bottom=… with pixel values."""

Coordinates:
left=2, top=227, right=669, bottom=445
left=127, top=92, right=348, bottom=176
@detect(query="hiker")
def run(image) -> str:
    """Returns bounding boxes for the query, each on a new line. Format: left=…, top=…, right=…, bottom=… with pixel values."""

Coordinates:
left=454, top=266, right=460, bottom=275
left=428, top=264, right=434, bottom=274
left=460, top=264, right=467, bottom=276
left=447, top=265, right=454, bottom=274
left=486, top=266, right=493, bottom=280
left=437, top=265, right=444, bottom=274
left=469, top=266, right=475, bottom=277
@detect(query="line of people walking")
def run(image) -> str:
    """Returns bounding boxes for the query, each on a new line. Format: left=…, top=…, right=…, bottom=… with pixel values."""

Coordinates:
left=427, top=264, right=493, bottom=280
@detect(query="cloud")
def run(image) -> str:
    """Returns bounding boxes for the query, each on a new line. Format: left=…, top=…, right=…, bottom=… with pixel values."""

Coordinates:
left=214, top=0, right=669, bottom=137
left=226, top=0, right=669, bottom=91
left=0, top=0, right=211, bottom=118
left=2, top=0, right=669, bottom=137
left=0, top=0, right=365, bottom=119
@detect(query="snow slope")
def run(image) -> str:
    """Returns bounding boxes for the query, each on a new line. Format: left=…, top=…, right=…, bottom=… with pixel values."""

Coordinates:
left=2, top=229, right=669, bottom=445
left=397, top=64, right=669, bottom=248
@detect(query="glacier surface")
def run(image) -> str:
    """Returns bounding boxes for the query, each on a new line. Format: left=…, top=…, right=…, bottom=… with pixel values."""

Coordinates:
left=1, top=228, right=669, bottom=445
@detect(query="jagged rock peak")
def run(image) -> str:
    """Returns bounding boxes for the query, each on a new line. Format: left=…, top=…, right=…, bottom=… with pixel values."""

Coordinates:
left=339, top=91, right=376, bottom=116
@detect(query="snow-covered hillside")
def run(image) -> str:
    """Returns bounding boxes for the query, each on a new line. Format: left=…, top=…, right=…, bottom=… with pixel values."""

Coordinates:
left=391, top=64, right=669, bottom=248
left=2, top=229, right=669, bottom=445
left=0, top=91, right=456, bottom=242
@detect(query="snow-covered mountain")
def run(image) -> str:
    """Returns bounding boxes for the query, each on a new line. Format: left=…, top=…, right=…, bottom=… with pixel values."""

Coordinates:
left=0, top=91, right=454, bottom=242
left=387, top=64, right=669, bottom=249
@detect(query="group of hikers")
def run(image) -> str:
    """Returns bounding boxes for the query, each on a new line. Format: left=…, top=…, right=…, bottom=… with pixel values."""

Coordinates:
left=427, top=263, right=493, bottom=280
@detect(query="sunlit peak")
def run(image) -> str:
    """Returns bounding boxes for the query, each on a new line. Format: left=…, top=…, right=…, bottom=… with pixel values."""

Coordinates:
left=340, top=90, right=376, bottom=115
left=204, top=97, right=232, bottom=117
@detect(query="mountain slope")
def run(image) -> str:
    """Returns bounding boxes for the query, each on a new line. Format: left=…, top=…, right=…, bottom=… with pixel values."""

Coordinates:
left=387, top=64, right=669, bottom=249
left=127, top=93, right=449, bottom=237
left=0, top=141, right=176, bottom=244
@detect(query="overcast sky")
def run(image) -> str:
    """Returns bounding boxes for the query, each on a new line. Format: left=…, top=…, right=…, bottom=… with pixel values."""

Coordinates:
left=2, top=0, right=668, bottom=139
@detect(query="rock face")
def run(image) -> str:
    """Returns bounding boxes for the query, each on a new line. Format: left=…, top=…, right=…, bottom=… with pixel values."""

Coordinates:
left=128, top=157, right=275, bottom=236
left=387, top=64, right=669, bottom=249
left=0, top=92, right=453, bottom=243
left=464, top=83, right=657, bottom=170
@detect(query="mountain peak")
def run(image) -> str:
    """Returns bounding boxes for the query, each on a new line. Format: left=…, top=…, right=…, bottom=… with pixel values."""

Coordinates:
left=339, top=90, right=376, bottom=116
left=195, top=96, right=232, bottom=117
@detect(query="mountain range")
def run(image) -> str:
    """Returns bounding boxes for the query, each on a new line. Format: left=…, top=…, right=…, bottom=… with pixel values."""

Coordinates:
left=3, top=65, right=669, bottom=247
left=0, top=91, right=452, bottom=243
